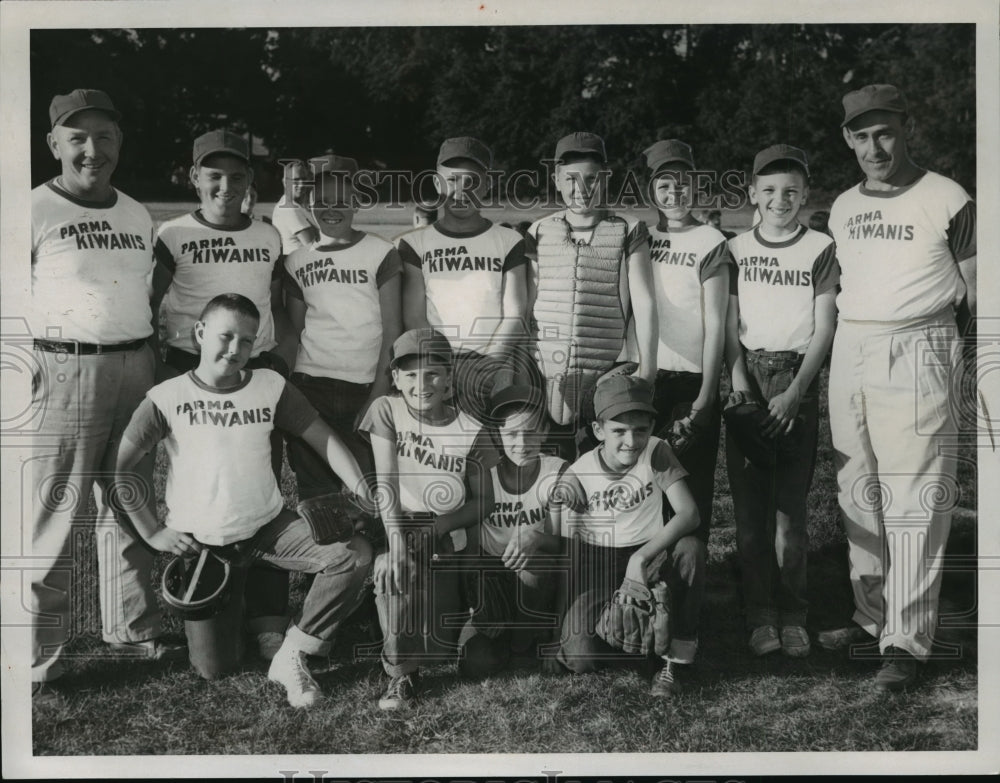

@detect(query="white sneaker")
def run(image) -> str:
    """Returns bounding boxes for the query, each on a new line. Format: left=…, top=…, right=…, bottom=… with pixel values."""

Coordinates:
left=268, top=645, right=322, bottom=708
left=256, top=631, right=285, bottom=661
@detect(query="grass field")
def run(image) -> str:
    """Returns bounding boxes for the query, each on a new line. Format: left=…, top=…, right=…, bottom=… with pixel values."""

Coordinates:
left=30, top=203, right=980, bottom=756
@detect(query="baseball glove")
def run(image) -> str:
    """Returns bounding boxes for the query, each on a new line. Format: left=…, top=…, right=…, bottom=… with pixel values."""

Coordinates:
left=596, top=577, right=671, bottom=656
left=723, top=390, right=799, bottom=470
left=657, top=402, right=710, bottom=457
left=296, top=489, right=371, bottom=545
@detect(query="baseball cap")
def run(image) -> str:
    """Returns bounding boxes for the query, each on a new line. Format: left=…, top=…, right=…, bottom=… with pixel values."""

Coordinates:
left=49, top=89, right=121, bottom=128
left=489, top=384, right=547, bottom=422
left=554, top=132, right=607, bottom=164
left=643, top=139, right=695, bottom=172
left=389, top=328, right=453, bottom=369
left=841, top=84, right=908, bottom=127
left=309, top=154, right=360, bottom=177
left=752, top=144, right=810, bottom=177
left=193, top=129, right=250, bottom=166
left=437, top=137, right=492, bottom=169
left=593, top=374, right=657, bottom=422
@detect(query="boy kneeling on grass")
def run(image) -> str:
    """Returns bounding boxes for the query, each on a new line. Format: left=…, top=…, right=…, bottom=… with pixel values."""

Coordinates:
left=556, top=374, right=703, bottom=697
left=457, top=384, right=570, bottom=677
left=115, top=293, right=374, bottom=709
left=358, top=328, right=497, bottom=710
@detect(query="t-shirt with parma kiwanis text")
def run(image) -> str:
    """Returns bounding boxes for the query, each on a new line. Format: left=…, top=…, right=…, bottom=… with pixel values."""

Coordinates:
left=561, top=436, right=687, bottom=549
left=728, top=224, right=839, bottom=354
left=31, top=180, right=155, bottom=344
left=396, top=221, right=526, bottom=354
left=648, top=217, right=732, bottom=372
left=359, top=394, right=499, bottom=551
left=155, top=211, right=283, bottom=356
left=829, top=170, right=975, bottom=323
left=122, top=368, right=318, bottom=546
left=283, top=233, right=402, bottom=383
left=482, top=454, right=569, bottom=557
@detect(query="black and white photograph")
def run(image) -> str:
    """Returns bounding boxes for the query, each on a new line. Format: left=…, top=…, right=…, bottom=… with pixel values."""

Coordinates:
left=1, top=0, right=998, bottom=778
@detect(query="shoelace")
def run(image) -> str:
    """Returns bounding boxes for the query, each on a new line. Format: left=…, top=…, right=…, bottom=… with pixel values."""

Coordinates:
left=387, top=675, right=411, bottom=699
left=290, top=651, right=318, bottom=690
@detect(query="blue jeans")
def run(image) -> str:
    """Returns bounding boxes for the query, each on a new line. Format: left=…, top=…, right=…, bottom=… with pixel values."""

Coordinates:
left=557, top=536, right=706, bottom=671
left=184, top=508, right=373, bottom=679
left=726, top=349, right=819, bottom=629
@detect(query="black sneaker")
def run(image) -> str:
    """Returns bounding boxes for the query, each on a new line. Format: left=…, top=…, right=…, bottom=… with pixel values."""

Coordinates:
left=378, top=672, right=419, bottom=710
left=874, top=645, right=918, bottom=693
left=816, top=623, right=875, bottom=651
left=650, top=661, right=685, bottom=697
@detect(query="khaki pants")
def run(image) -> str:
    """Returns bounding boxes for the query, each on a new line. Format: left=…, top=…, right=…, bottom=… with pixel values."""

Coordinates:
left=828, top=311, right=961, bottom=661
left=30, top=345, right=161, bottom=682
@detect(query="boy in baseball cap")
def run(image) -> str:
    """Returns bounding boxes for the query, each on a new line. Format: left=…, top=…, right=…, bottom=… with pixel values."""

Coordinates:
left=525, top=131, right=658, bottom=460
left=724, top=143, right=840, bottom=658
left=283, top=154, right=402, bottom=505
left=458, top=384, right=570, bottom=677
left=115, top=293, right=374, bottom=708
left=397, top=136, right=529, bottom=423
left=555, top=374, right=703, bottom=697
left=358, top=327, right=498, bottom=709
left=151, top=128, right=292, bottom=659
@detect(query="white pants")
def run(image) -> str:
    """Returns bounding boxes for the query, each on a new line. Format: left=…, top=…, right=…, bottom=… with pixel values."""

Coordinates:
left=828, top=311, right=962, bottom=661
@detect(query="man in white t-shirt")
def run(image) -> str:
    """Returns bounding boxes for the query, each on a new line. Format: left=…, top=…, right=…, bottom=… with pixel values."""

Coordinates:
left=821, top=84, right=977, bottom=694
left=30, top=89, right=184, bottom=706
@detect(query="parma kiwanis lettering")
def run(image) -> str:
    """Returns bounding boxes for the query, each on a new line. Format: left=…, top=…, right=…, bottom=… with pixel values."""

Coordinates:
left=60, top=220, right=146, bottom=251
left=587, top=481, right=655, bottom=513
left=739, top=256, right=811, bottom=286
left=176, top=398, right=273, bottom=426
left=489, top=500, right=546, bottom=528
left=650, top=241, right=698, bottom=268
left=395, top=430, right=465, bottom=472
left=294, top=256, right=370, bottom=288
left=180, top=236, right=272, bottom=264
left=844, top=210, right=915, bottom=241
left=423, top=244, right=502, bottom=273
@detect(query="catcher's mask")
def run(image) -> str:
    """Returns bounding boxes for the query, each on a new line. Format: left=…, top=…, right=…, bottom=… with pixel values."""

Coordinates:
left=161, top=548, right=233, bottom=620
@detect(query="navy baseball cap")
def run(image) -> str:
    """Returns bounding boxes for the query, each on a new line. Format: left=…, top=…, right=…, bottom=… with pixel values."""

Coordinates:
left=437, top=137, right=492, bottom=169
left=310, top=154, right=359, bottom=177
left=193, top=129, right=250, bottom=166
left=593, top=374, right=656, bottom=421
left=752, top=144, right=810, bottom=177
left=49, top=89, right=121, bottom=128
left=489, top=384, right=547, bottom=422
left=643, top=139, right=695, bottom=173
left=841, top=84, right=908, bottom=127
left=389, top=328, right=453, bottom=369
left=554, top=132, right=607, bottom=164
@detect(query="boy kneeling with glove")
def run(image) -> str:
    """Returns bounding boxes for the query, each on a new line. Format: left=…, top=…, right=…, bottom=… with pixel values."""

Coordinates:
left=555, top=374, right=703, bottom=697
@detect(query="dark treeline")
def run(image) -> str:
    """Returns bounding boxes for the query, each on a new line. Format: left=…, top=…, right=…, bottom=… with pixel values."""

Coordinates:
left=30, top=24, right=975, bottom=201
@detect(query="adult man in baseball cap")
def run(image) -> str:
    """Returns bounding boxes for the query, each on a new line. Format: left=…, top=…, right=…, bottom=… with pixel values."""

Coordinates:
left=821, top=83, right=977, bottom=693
left=31, top=89, right=184, bottom=706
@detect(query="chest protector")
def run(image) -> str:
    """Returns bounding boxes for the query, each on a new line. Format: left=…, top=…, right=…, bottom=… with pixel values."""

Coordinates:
left=533, top=215, right=629, bottom=425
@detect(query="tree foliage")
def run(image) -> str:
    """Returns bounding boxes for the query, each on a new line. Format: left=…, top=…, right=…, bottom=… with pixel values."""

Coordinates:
left=29, top=24, right=977, bottom=201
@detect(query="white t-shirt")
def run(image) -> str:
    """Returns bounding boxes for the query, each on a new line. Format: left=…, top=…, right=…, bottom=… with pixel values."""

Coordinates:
left=271, top=200, right=319, bottom=256
left=396, top=221, right=526, bottom=353
left=648, top=218, right=732, bottom=372
left=284, top=233, right=402, bottom=383
left=359, top=394, right=498, bottom=551
left=563, top=436, right=687, bottom=549
left=123, top=369, right=318, bottom=545
left=728, top=225, right=839, bottom=354
left=482, top=455, right=568, bottom=557
left=156, top=212, right=283, bottom=356
left=829, top=171, right=975, bottom=322
left=31, top=180, right=154, bottom=343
